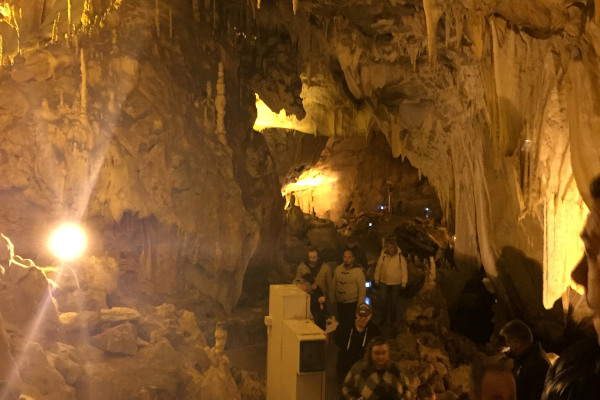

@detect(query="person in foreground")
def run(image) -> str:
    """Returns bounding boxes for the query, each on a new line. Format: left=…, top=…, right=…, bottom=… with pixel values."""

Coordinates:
left=499, top=319, right=549, bottom=400
left=542, top=174, right=600, bottom=399
left=341, top=336, right=411, bottom=400
left=468, top=356, right=516, bottom=400
left=333, top=303, right=381, bottom=383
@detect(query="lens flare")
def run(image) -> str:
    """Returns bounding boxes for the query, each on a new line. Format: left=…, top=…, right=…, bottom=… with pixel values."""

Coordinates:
left=48, top=223, right=87, bottom=261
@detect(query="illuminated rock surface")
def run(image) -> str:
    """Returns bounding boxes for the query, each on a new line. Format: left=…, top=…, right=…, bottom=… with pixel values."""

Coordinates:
left=0, top=0, right=598, bottom=398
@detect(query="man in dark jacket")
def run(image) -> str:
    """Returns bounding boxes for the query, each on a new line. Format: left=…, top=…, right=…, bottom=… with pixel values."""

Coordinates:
left=500, top=320, right=549, bottom=400
left=542, top=174, right=600, bottom=399
left=333, top=302, right=381, bottom=384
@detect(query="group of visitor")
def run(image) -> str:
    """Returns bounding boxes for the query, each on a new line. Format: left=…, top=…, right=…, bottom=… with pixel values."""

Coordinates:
left=289, top=175, right=600, bottom=400
left=293, top=236, right=410, bottom=329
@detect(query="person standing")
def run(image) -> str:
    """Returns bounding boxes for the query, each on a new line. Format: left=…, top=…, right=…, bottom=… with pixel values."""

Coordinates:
left=333, top=249, right=366, bottom=327
left=341, top=336, right=411, bottom=400
left=499, top=320, right=549, bottom=400
left=301, top=273, right=328, bottom=330
left=346, top=236, right=368, bottom=272
left=296, top=248, right=334, bottom=311
left=374, top=238, right=408, bottom=325
left=333, top=303, right=381, bottom=383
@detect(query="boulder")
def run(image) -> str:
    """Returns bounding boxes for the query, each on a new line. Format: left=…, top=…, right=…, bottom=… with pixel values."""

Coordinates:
left=90, top=322, right=138, bottom=356
left=18, top=342, right=76, bottom=400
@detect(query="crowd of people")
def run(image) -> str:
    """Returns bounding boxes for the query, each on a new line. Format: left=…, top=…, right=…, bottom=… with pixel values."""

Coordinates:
left=288, top=174, right=600, bottom=400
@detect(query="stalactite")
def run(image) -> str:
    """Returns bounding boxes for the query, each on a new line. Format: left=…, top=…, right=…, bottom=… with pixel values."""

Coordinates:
left=108, top=90, right=115, bottom=113
left=169, top=7, right=173, bottom=40
left=192, top=0, right=200, bottom=22
left=466, top=11, right=485, bottom=59
left=0, top=35, right=3, bottom=67
left=407, top=41, right=419, bottom=72
left=423, top=0, right=444, bottom=67
left=68, top=0, right=72, bottom=41
left=212, top=0, right=217, bottom=30
left=452, top=5, right=463, bottom=48
left=215, top=62, right=226, bottom=135
left=292, top=0, right=298, bottom=15
left=80, top=49, right=87, bottom=116
left=203, top=81, right=215, bottom=132
left=444, top=12, right=451, bottom=47
left=52, top=13, right=60, bottom=43
left=257, top=0, right=261, bottom=10
left=81, top=0, right=92, bottom=27
left=155, top=0, right=160, bottom=36
left=111, top=29, right=117, bottom=52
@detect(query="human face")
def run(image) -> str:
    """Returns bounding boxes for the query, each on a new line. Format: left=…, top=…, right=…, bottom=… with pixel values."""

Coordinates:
left=473, top=371, right=516, bottom=400
left=343, top=250, right=355, bottom=266
left=385, top=243, right=398, bottom=255
left=355, top=313, right=371, bottom=329
left=308, top=251, right=319, bottom=267
left=503, top=337, right=524, bottom=357
left=370, top=343, right=390, bottom=369
left=572, top=209, right=600, bottom=314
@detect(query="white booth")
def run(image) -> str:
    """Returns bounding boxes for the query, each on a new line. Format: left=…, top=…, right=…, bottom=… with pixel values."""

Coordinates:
left=265, top=285, right=327, bottom=400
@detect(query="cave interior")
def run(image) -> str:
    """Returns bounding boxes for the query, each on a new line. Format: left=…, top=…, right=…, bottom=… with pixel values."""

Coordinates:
left=0, top=0, right=599, bottom=399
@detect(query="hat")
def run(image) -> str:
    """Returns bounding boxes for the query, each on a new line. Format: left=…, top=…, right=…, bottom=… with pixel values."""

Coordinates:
left=356, top=303, right=372, bottom=317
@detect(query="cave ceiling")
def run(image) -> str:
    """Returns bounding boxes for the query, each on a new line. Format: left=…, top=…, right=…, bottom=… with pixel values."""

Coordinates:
left=0, top=0, right=599, bottom=311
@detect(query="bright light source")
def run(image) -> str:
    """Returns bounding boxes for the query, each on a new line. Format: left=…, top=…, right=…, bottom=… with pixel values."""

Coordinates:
left=425, top=207, right=430, bottom=211
left=48, top=223, right=86, bottom=261
left=368, top=222, right=373, bottom=227
left=379, top=205, right=384, bottom=210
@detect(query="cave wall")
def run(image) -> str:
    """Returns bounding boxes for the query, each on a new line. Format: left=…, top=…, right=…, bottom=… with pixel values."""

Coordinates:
left=0, top=0, right=283, bottom=313
left=242, top=0, right=600, bottom=315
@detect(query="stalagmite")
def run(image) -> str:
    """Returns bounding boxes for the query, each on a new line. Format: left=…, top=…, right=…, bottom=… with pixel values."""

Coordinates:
left=215, top=62, right=226, bottom=135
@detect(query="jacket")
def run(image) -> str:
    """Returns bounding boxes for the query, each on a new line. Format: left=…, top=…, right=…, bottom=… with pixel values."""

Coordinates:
left=341, top=359, right=411, bottom=400
left=374, top=252, right=408, bottom=286
left=333, top=264, right=366, bottom=304
left=542, top=337, right=600, bottom=400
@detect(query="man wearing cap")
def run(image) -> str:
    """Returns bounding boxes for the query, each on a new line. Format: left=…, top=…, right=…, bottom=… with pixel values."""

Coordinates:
left=333, top=302, right=381, bottom=384
left=374, top=238, right=408, bottom=325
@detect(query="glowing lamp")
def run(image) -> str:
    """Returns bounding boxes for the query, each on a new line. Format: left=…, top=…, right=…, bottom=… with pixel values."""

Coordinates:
left=49, top=224, right=86, bottom=261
